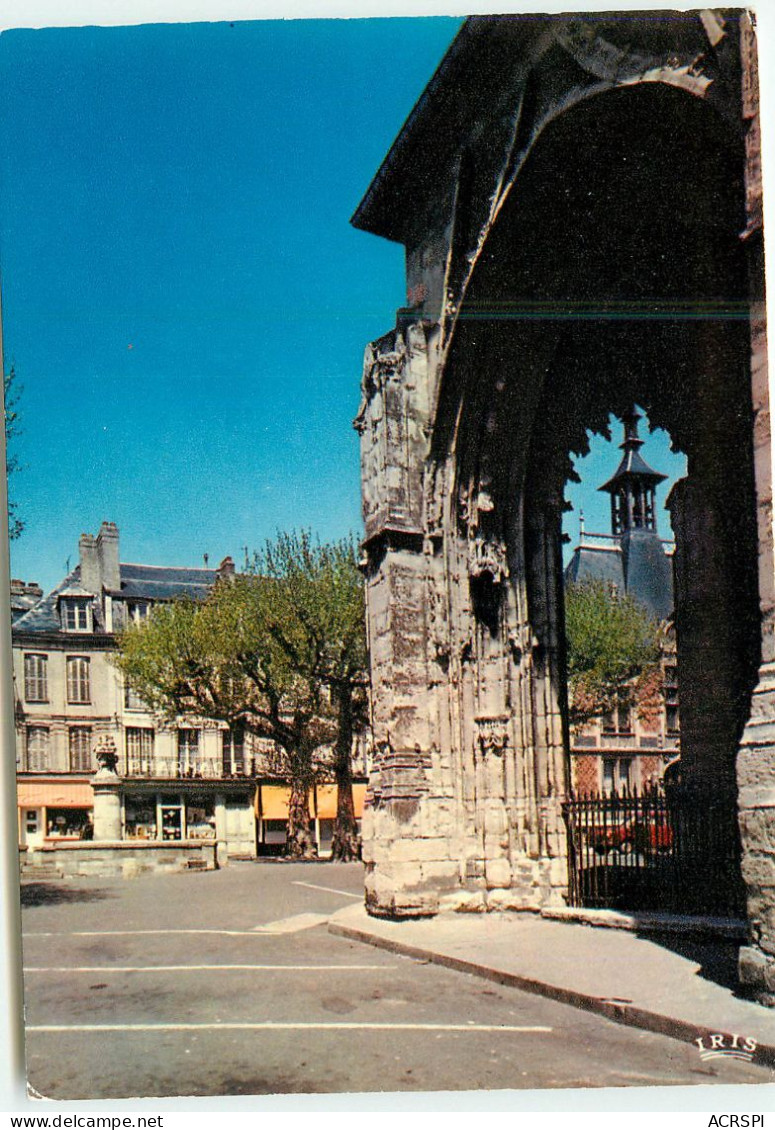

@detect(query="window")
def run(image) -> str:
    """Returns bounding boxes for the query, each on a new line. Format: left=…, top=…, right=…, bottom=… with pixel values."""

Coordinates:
left=124, top=794, right=157, bottom=839
left=664, top=665, right=680, bottom=735
left=127, top=601, right=150, bottom=623
left=617, top=700, right=633, bottom=735
left=602, top=692, right=633, bottom=735
left=23, top=654, right=48, bottom=702
left=25, top=726, right=49, bottom=771
left=222, top=727, right=245, bottom=776
left=46, top=807, right=91, bottom=838
left=186, top=797, right=216, bottom=840
left=161, top=794, right=183, bottom=840
left=126, top=728, right=154, bottom=775
left=69, top=726, right=93, bottom=771
left=178, top=729, right=201, bottom=777
left=66, top=657, right=90, bottom=704
left=602, top=757, right=634, bottom=795
left=62, top=599, right=91, bottom=632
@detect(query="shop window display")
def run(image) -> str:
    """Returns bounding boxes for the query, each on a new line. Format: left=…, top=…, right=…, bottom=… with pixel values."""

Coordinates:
left=186, top=797, right=216, bottom=840
left=124, top=795, right=157, bottom=840
left=46, top=807, right=91, bottom=838
left=161, top=794, right=183, bottom=840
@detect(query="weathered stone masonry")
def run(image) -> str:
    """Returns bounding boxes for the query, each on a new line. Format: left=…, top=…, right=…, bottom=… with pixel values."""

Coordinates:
left=354, top=10, right=775, bottom=998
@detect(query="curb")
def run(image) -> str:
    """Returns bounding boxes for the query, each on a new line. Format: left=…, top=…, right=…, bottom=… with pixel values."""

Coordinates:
left=328, top=918, right=775, bottom=1071
left=540, top=907, right=749, bottom=940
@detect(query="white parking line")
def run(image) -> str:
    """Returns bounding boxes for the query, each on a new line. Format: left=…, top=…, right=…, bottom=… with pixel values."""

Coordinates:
left=25, top=964, right=394, bottom=973
left=252, top=912, right=329, bottom=933
left=28, top=1021, right=552, bottom=1034
left=291, top=881, right=363, bottom=898
left=24, top=929, right=277, bottom=938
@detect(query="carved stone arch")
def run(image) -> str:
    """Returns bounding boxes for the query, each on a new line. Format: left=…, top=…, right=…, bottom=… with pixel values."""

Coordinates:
left=433, top=75, right=746, bottom=453
left=439, top=77, right=756, bottom=825
left=356, top=15, right=774, bottom=997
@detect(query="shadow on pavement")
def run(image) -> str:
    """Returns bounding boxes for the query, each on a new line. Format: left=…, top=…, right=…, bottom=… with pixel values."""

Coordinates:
left=636, top=929, right=742, bottom=993
left=20, top=882, right=115, bottom=907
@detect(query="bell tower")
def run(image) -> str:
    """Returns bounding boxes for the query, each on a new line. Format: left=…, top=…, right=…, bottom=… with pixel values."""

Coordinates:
left=599, top=407, right=667, bottom=536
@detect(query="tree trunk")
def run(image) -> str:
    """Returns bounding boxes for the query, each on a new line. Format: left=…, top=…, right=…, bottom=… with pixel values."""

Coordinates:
left=331, top=686, right=360, bottom=861
left=285, top=744, right=316, bottom=859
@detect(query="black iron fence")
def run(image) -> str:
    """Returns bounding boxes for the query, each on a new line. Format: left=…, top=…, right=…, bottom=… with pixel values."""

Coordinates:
left=562, top=785, right=744, bottom=918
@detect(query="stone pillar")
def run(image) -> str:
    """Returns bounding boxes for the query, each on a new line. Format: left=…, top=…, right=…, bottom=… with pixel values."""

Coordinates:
left=361, top=538, right=457, bottom=916
left=92, top=779, right=122, bottom=841
left=357, top=323, right=460, bottom=917
left=669, top=477, right=747, bottom=799
left=736, top=11, right=775, bottom=1003
left=91, top=736, right=122, bottom=841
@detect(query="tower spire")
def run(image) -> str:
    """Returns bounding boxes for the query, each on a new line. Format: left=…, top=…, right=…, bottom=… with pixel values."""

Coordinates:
left=598, top=407, right=667, bottom=535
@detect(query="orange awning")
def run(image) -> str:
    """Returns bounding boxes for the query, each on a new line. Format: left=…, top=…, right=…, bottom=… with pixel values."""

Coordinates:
left=315, top=783, right=367, bottom=819
left=256, top=785, right=291, bottom=819
left=314, top=785, right=338, bottom=819
left=17, top=781, right=93, bottom=808
left=256, top=782, right=367, bottom=820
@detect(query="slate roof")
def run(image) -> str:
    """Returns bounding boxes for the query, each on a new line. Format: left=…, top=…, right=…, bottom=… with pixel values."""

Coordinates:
left=114, top=563, right=216, bottom=602
left=13, top=568, right=84, bottom=634
left=620, top=529, right=674, bottom=621
left=564, top=545, right=626, bottom=592
left=564, top=535, right=674, bottom=621
left=13, top=561, right=218, bottom=637
left=10, top=590, right=43, bottom=624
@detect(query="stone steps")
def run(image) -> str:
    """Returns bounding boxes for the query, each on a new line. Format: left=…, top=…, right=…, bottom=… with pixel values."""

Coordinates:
left=20, top=861, right=64, bottom=881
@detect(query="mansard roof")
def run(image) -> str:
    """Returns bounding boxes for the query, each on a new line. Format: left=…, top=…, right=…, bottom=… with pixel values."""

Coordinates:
left=564, top=531, right=674, bottom=622
left=13, top=569, right=84, bottom=635
left=13, top=560, right=218, bottom=637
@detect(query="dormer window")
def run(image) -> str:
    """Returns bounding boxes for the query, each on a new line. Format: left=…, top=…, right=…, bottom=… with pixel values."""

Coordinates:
left=61, top=598, right=91, bottom=633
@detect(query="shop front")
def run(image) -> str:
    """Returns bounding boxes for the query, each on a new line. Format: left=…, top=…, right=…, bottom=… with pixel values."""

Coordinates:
left=121, top=783, right=255, bottom=858
left=17, top=778, right=94, bottom=848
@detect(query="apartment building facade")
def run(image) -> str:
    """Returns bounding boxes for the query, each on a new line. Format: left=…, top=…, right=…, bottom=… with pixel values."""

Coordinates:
left=13, top=522, right=365, bottom=859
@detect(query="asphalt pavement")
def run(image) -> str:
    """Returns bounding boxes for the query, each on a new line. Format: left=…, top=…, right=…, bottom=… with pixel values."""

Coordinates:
left=18, top=862, right=775, bottom=1099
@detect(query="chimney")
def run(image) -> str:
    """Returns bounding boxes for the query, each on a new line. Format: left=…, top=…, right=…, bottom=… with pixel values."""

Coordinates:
left=79, top=533, right=100, bottom=594
left=96, top=522, right=120, bottom=592
left=10, top=579, right=42, bottom=598
left=216, top=556, right=236, bottom=581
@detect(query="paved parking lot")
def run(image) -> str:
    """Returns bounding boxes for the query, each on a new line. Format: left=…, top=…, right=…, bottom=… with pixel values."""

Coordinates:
left=19, top=862, right=773, bottom=1099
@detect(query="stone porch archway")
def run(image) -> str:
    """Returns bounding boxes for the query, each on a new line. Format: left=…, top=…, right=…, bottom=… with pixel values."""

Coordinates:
left=354, top=13, right=773, bottom=1001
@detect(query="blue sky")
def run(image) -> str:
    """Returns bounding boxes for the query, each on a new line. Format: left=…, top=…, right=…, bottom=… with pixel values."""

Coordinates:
left=0, top=17, right=686, bottom=594
left=0, top=18, right=462, bottom=591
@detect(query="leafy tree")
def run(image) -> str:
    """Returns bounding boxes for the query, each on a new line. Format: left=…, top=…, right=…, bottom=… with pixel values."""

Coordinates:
left=115, top=532, right=368, bottom=861
left=4, top=366, right=23, bottom=540
left=251, top=532, right=367, bottom=861
left=564, top=580, right=661, bottom=730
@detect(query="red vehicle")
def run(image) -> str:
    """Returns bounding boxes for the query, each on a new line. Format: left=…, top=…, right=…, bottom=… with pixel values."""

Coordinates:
left=632, top=821, right=674, bottom=854
left=586, top=820, right=674, bottom=856
left=585, top=821, right=634, bottom=855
